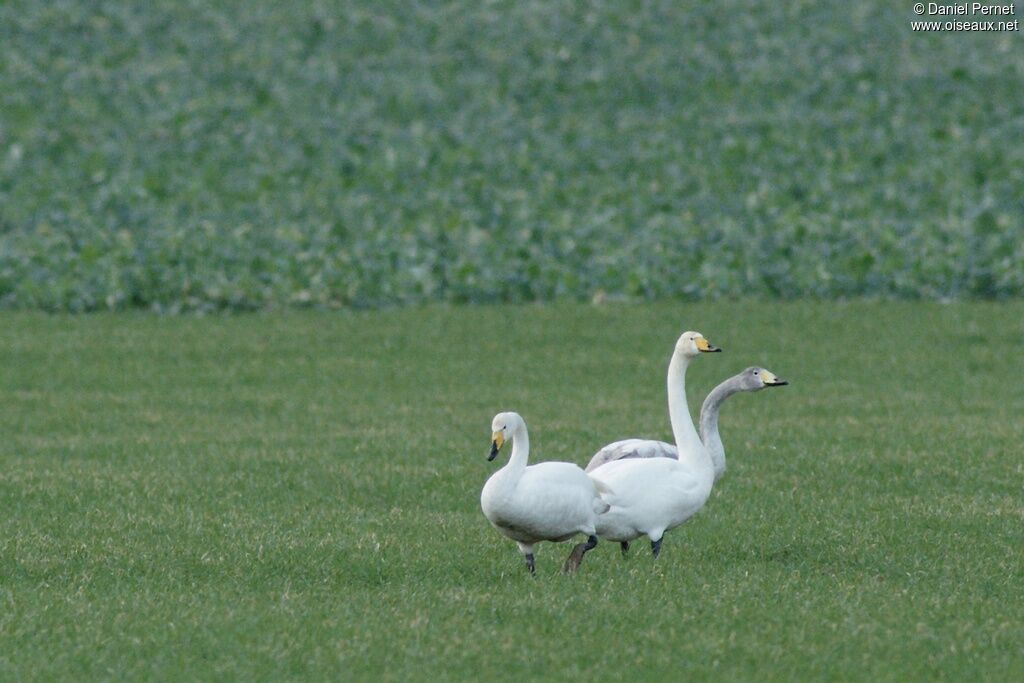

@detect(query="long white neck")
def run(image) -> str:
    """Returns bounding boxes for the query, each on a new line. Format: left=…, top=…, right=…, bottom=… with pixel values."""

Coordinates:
left=503, top=424, right=530, bottom=476
left=666, top=352, right=711, bottom=473
left=699, top=375, right=744, bottom=481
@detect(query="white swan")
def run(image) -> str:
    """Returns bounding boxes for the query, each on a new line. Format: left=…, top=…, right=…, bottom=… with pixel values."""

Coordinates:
left=589, top=331, right=720, bottom=558
left=584, top=366, right=787, bottom=481
left=480, top=412, right=612, bottom=574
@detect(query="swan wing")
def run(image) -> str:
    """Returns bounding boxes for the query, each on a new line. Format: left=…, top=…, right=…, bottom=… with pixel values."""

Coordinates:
left=495, top=462, right=605, bottom=536
left=590, top=458, right=710, bottom=530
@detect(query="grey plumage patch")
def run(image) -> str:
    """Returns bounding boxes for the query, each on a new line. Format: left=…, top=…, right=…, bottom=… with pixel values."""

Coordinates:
left=585, top=440, right=678, bottom=472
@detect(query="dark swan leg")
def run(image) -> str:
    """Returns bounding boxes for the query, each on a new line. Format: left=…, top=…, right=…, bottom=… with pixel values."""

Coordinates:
left=562, top=535, right=599, bottom=574
left=651, top=538, right=662, bottom=558
left=620, top=541, right=630, bottom=557
left=525, top=553, right=536, bottom=574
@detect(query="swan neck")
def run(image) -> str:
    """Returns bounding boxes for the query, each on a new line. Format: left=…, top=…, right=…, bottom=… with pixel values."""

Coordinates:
left=666, top=352, right=706, bottom=467
left=505, top=425, right=530, bottom=473
left=700, top=376, right=742, bottom=479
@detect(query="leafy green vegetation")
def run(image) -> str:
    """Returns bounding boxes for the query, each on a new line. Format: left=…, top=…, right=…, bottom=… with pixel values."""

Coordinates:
left=2, top=1, right=1022, bottom=311
left=1, top=302, right=1021, bottom=679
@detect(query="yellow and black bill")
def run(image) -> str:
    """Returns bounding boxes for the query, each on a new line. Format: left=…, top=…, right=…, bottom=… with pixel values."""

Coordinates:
left=696, top=336, right=722, bottom=353
left=488, top=431, right=504, bottom=461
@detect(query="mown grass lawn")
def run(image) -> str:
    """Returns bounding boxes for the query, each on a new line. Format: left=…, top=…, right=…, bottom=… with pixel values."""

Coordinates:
left=0, top=302, right=1022, bottom=680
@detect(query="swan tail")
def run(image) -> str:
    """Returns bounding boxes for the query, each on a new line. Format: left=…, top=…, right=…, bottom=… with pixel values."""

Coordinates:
left=590, top=477, right=614, bottom=496
left=589, top=476, right=615, bottom=514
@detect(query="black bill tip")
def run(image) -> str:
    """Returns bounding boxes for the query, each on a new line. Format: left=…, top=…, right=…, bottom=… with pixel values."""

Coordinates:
left=487, top=441, right=500, bottom=461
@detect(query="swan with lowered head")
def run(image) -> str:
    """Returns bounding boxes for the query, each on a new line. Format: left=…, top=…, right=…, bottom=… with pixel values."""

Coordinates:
left=480, top=412, right=612, bottom=574
left=589, top=331, right=721, bottom=558
left=585, top=366, right=787, bottom=481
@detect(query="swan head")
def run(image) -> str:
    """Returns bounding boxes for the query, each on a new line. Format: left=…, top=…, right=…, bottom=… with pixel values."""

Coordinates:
left=488, top=411, right=524, bottom=461
left=675, top=330, right=721, bottom=357
left=739, top=366, right=788, bottom=391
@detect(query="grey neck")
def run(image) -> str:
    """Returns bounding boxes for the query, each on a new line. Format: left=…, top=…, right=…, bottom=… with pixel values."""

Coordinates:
left=699, top=375, right=746, bottom=480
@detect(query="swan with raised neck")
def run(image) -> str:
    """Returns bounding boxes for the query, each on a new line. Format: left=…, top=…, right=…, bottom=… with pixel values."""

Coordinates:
left=588, top=330, right=721, bottom=558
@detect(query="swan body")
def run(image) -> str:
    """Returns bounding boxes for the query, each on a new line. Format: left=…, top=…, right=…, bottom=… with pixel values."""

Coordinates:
left=585, top=367, right=787, bottom=481
left=481, top=411, right=610, bottom=573
left=589, top=455, right=713, bottom=545
left=590, top=331, right=721, bottom=556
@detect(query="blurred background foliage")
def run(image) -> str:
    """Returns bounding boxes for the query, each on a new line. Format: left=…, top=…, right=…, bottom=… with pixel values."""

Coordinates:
left=1, top=0, right=1021, bottom=311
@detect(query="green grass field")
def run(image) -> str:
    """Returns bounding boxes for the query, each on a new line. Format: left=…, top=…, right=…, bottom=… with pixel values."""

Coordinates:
left=1, top=302, right=1021, bottom=680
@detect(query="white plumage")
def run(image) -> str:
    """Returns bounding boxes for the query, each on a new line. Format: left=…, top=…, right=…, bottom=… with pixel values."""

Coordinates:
left=480, top=411, right=610, bottom=573
left=589, top=331, right=720, bottom=557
